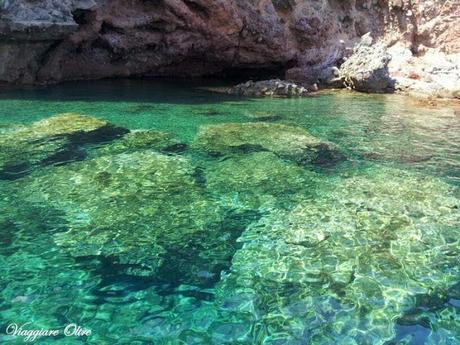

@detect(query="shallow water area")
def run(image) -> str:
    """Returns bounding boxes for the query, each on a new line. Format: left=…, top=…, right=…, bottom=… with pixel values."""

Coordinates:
left=0, top=79, right=459, bottom=344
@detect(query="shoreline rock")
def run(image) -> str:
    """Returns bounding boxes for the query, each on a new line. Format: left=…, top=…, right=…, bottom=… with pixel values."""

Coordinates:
left=388, top=45, right=460, bottom=99
left=339, top=34, right=394, bottom=93
left=227, top=79, right=309, bottom=97
left=0, top=0, right=458, bottom=99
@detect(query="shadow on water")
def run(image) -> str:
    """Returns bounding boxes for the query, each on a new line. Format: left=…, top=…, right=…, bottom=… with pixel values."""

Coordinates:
left=0, top=78, right=244, bottom=105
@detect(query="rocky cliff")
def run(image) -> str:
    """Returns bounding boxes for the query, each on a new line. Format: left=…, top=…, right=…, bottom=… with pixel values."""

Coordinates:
left=0, top=0, right=458, bottom=97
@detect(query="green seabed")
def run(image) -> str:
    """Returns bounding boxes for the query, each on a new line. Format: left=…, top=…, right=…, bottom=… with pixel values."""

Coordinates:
left=0, top=79, right=459, bottom=344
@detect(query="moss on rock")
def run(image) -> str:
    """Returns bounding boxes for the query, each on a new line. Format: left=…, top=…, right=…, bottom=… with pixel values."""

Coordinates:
left=192, top=122, right=343, bottom=165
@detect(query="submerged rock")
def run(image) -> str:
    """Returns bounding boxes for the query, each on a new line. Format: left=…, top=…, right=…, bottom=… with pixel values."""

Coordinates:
left=89, top=129, right=187, bottom=157
left=205, top=152, right=319, bottom=210
left=0, top=113, right=127, bottom=179
left=339, top=34, right=394, bottom=93
left=192, top=122, right=343, bottom=166
left=244, top=111, right=283, bottom=122
left=17, top=151, right=228, bottom=279
left=215, top=166, right=460, bottom=344
left=228, top=79, right=309, bottom=97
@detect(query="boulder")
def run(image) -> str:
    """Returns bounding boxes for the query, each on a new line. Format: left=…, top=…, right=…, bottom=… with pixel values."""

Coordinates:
left=228, top=79, right=309, bottom=97
left=0, top=113, right=127, bottom=179
left=318, top=66, right=343, bottom=88
left=192, top=122, right=343, bottom=166
left=339, top=34, right=394, bottom=92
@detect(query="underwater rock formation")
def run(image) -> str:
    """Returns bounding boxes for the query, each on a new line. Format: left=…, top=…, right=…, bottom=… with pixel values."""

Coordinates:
left=192, top=122, right=343, bottom=166
left=211, top=168, right=460, bottom=344
left=88, top=129, right=186, bottom=157
left=228, top=79, right=309, bottom=97
left=214, top=165, right=460, bottom=344
left=0, top=113, right=126, bottom=179
left=16, top=150, right=231, bottom=280
left=205, top=152, right=318, bottom=210
left=124, top=163, right=460, bottom=344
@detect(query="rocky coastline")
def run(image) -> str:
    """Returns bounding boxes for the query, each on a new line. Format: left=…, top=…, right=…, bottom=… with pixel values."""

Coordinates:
left=0, top=0, right=458, bottom=99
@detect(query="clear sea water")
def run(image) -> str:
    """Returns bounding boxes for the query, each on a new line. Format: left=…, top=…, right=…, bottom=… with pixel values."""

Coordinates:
left=0, top=79, right=459, bottom=344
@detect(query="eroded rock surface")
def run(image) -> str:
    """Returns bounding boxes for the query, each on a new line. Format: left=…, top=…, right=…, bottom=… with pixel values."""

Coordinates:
left=339, top=34, right=394, bottom=92
left=388, top=44, right=460, bottom=98
left=228, top=79, right=308, bottom=97
left=0, top=0, right=458, bottom=97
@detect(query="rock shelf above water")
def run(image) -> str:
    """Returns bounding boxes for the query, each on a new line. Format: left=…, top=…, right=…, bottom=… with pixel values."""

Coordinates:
left=227, top=80, right=309, bottom=97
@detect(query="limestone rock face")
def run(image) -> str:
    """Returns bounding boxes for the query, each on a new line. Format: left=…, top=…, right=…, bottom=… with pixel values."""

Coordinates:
left=378, top=0, right=460, bottom=98
left=0, top=0, right=458, bottom=98
left=0, top=0, right=96, bottom=40
left=381, top=0, right=460, bottom=55
left=0, top=0, right=383, bottom=85
left=0, top=0, right=97, bottom=84
left=388, top=44, right=460, bottom=99
left=339, top=35, right=394, bottom=93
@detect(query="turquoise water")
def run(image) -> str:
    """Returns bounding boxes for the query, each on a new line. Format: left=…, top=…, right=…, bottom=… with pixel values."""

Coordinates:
left=0, top=79, right=459, bottom=344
